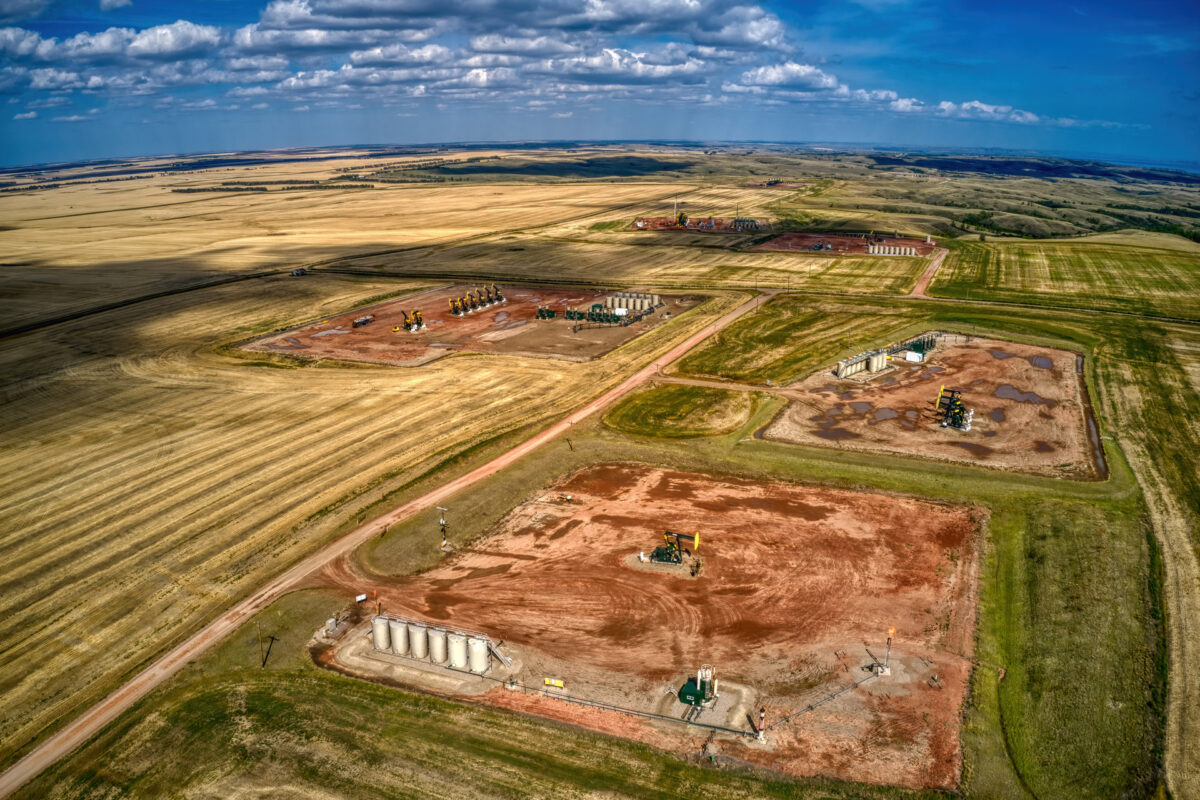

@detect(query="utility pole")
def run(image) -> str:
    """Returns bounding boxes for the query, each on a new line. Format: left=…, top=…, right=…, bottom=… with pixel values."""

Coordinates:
left=437, top=506, right=449, bottom=550
left=256, top=622, right=264, bottom=668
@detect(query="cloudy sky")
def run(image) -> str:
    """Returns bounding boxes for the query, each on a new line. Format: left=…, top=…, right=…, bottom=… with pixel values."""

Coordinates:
left=0, top=0, right=1196, bottom=167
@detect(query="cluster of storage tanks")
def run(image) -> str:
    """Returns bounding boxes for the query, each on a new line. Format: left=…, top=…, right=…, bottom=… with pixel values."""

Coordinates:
left=371, top=616, right=491, bottom=675
left=866, top=244, right=919, bottom=256
left=835, top=350, right=888, bottom=378
left=605, top=292, right=661, bottom=311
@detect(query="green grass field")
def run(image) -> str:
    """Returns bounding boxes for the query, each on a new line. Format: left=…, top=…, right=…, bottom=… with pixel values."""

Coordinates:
left=930, top=239, right=1200, bottom=320
left=675, top=296, right=928, bottom=384
left=603, top=383, right=761, bottom=438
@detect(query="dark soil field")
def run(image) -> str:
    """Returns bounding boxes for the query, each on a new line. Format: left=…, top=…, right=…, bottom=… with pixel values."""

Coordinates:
left=323, top=464, right=981, bottom=790
left=245, top=284, right=702, bottom=366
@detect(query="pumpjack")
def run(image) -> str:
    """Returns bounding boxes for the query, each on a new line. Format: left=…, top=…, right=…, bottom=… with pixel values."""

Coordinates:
left=449, top=297, right=463, bottom=316
left=466, top=292, right=479, bottom=312
left=651, top=531, right=700, bottom=564
left=491, top=283, right=506, bottom=303
left=399, top=310, right=426, bottom=332
left=935, top=385, right=973, bottom=431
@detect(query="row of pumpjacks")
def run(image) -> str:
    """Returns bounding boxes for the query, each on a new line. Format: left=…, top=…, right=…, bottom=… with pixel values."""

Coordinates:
left=392, top=309, right=425, bottom=333
left=449, top=284, right=505, bottom=316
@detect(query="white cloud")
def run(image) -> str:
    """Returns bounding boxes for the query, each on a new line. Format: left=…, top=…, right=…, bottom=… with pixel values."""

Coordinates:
left=0, top=0, right=1097, bottom=137
left=99, top=0, right=132, bottom=10
left=889, top=96, right=922, bottom=112
left=226, top=55, right=289, bottom=71
left=692, top=6, right=787, bottom=50
left=52, top=113, right=88, bottom=121
left=30, top=67, right=85, bottom=89
left=852, top=88, right=897, bottom=103
left=470, top=34, right=577, bottom=56
left=232, top=22, right=424, bottom=53
left=551, top=110, right=572, bottom=118
left=127, top=20, right=220, bottom=57
left=26, top=94, right=69, bottom=108
left=0, top=25, right=46, bottom=58
left=13, top=109, right=35, bottom=118
left=540, top=48, right=706, bottom=84
left=738, top=61, right=838, bottom=89
left=349, top=42, right=451, bottom=66
left=227, top=85, right=270, bottom=97
left=937, top=99, right=1040, bottom=124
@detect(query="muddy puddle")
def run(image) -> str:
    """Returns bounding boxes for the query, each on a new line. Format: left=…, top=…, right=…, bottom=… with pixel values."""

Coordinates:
left=874, top=408, right=899, bottom=421
left=994, top=384, right=1056, bottom=406
left=991, top=349, right=1053, bottom=370
left=988, top=408, right=1006, bottom=423
left=814, top=427, right=861, bottom=441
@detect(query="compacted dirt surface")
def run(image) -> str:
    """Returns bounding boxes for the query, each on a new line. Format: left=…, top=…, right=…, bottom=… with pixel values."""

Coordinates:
left=633, top=216, right=770, bottom=232
left=323, top=464, right=981, bottom=790
left=755, top=232, right=936, bottom=256
left=245, top=284, right=701, bottom=366
left=766, top=336, right=1099, bottom=478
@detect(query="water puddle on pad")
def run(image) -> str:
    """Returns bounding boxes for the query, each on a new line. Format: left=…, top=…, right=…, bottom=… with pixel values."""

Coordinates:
left=995, top=384, right=1054, bottom=406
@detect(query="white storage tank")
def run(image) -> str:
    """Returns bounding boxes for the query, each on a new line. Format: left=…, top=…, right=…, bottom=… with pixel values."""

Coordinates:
left=428, top=628, right=448, bottom=664
left=468, top=637, right=490, bottom=674
left=371, top=616, right=390, bottom=651
left=868, top=353, right=887, bottom=372
left=448, top=633, right=468, bottom=669
left=389, top=618, right=409, bottom=656
left=408, top=622, right=428, bottom=659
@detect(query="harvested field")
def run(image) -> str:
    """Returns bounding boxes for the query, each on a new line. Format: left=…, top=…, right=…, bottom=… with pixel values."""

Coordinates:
left=0, top=170, right=680, bottom=331
left=765, top=336, right=1097, bottom=478
left=246, top=285, right=702, bottom=366
left=756, top=232, right=936, bottom=256
left=323, top=464, right=981, bottom=790
left=930, top=239, right=1200, bottom=320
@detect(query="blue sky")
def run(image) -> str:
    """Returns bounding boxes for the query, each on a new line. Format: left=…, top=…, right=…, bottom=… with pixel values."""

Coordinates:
left=0, top=0, right=1196, bottom=167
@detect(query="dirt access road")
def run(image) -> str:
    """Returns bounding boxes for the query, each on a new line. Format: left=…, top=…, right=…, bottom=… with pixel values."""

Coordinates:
left=0, top=291, right=768, bottom=799
left=911, top=248, right=947, bottom=297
